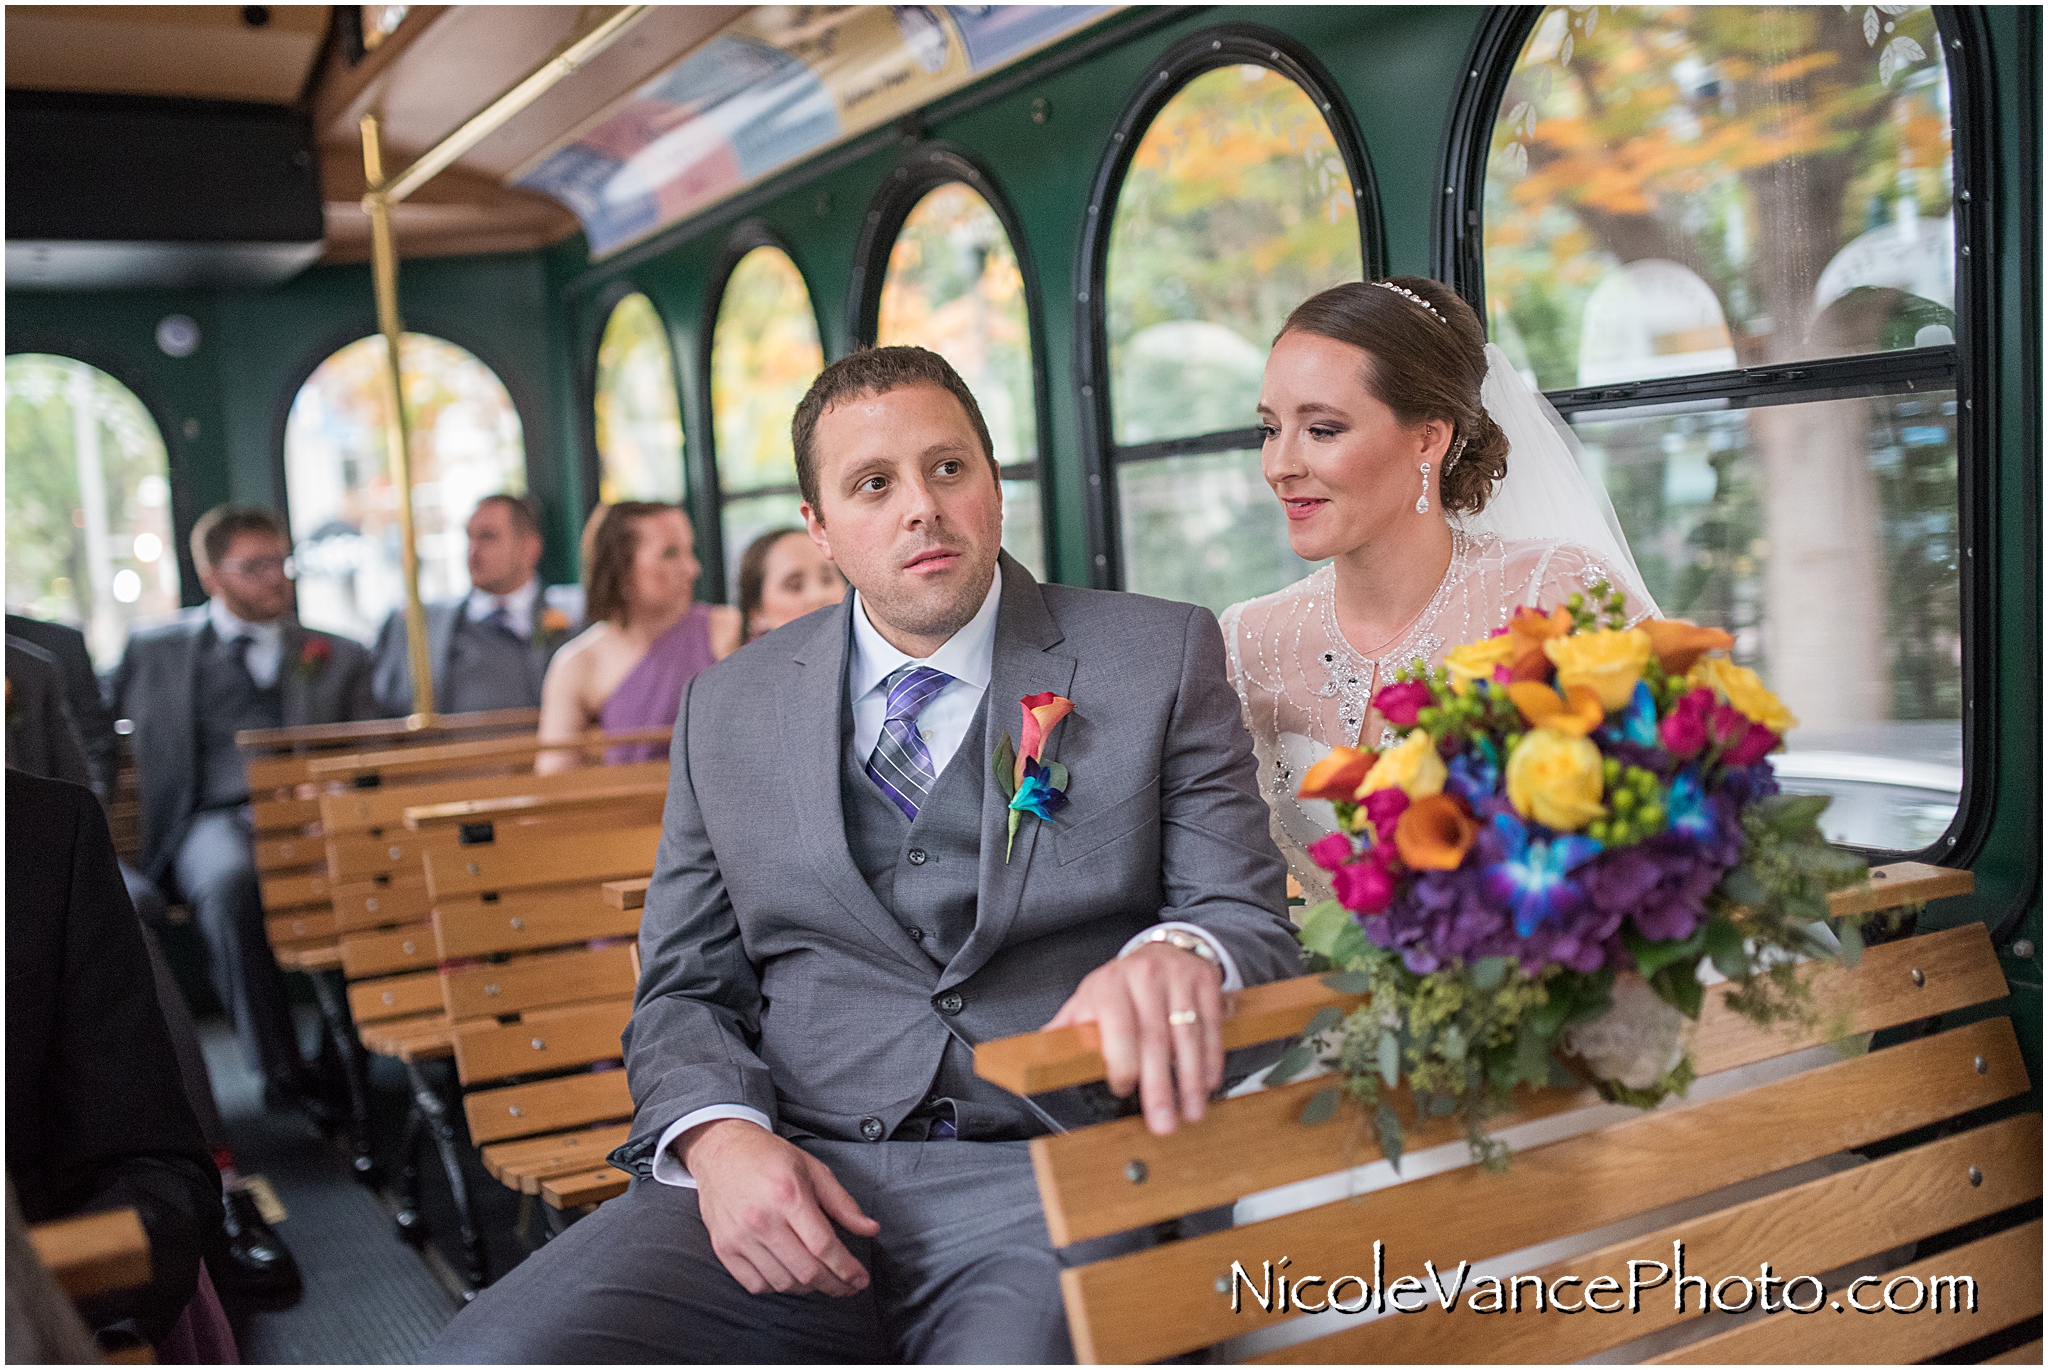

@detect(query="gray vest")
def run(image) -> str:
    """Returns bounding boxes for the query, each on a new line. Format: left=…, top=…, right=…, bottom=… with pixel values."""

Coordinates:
left=196, top=627, right=283, bottom=810
left=841, top=700, right=1046, bottom=1140
left=442, top=612, right=545, bottom=714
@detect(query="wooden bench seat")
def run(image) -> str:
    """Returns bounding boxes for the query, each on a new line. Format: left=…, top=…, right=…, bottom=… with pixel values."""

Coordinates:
left=973, top=865, right=2038, bottom=1364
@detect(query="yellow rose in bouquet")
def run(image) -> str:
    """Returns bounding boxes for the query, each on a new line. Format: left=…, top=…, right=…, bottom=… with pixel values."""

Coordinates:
left=1543, top=627, right=1651, bottom=711
left=1505, top=727, right=1607, bottom=831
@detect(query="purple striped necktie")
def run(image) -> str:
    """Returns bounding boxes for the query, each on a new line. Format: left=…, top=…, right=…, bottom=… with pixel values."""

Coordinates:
left=865, top=665, right=953, bottom=821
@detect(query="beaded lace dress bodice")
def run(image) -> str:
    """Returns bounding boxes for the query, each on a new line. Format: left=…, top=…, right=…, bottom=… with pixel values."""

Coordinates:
left=1220, top=530, right=1651, bottom=905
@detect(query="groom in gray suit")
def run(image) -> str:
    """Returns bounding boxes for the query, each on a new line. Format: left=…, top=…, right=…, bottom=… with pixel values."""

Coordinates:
left=431, top=346, right=1297, bottom=1363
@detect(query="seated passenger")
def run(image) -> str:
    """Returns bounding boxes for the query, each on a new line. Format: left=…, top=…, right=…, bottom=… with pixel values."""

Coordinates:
left=737, top=525, right=846, bottom=643
left=536, top=502, right=740, bottom=771
left=5, top=611, right=117, bottom=797
left=5, top=769, right=222, bottom=1355
left=427, top=346, right=1298, bottom=1363
left=110, top=504, right=378, bottom=1106
left=370, top=493, right=581, bottom=716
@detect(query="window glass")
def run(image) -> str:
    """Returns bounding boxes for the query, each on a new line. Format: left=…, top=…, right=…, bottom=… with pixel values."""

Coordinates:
left=878, top=181, right=1045, bottom=579
left=1578, top=389, right=1959, bottom=849
left=1485, top=5, right=1955, bottom=391
left=1118, top=448, right=1315, bottom=618
left=711, top=246, right=824, bottom=585
left=283, top=333, right=525, bottom=643
left=1106, top=64, right=1362, bottom=447
left=5, top=354, right=180, bottom=667
left=595, top=292, right=685, bottom=504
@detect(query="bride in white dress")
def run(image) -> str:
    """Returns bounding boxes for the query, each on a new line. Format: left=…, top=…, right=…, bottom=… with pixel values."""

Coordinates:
left=1219, top=277, right=1656, bottom=905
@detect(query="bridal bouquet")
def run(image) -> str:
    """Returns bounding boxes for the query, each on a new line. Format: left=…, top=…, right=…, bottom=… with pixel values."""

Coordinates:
left=1285, top=583, right=1871, bottom=1170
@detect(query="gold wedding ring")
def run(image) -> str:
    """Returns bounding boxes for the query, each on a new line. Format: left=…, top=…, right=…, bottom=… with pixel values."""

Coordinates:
left=1167, top=1008, right=1200, bottom=1027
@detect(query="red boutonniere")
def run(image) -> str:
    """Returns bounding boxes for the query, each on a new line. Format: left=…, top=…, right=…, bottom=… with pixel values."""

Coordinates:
left=294, top=635, right=332, bottom=681
left=991, top=692, right=1074, bottom=861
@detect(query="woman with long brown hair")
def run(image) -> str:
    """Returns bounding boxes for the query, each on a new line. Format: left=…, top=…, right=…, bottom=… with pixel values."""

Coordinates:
left=537, top=502, right=741, bottom=771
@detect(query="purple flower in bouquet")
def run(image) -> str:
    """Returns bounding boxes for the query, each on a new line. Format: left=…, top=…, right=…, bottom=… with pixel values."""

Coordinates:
left=1581, top=838, right=1721, bottom=944
left=1481, top=811, right=1604, bottom=937
left=1446, top=742, right=1501, bottom=807
left=1718, top=760, right=1781, bottom=807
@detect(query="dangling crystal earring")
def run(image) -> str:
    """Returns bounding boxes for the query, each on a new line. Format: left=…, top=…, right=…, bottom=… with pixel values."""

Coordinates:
left=1416, top=460, right=1431, bottom=515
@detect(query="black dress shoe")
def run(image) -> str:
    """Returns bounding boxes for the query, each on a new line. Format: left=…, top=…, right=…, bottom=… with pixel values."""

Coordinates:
left=213, top=1187, right=303, bottom=1305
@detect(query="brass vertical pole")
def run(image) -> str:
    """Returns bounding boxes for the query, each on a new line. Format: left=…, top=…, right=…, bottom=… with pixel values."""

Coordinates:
left=361, top=113, right=437, bottom=728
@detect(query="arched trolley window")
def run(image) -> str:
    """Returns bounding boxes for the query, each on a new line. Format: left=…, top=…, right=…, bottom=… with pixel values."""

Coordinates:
left=707, top=239, right=826, bottom=599
left=595, top=291, right=686, bottom=505
left=5, top=354, right=181, bottom=667
left=283, top=333, right=527, bottom=644
left=855, top=152, right=1050, bottom=581
left=1453, top=5, right=1973, bottom=857
left=1082, top=29, right=1381, bottom=612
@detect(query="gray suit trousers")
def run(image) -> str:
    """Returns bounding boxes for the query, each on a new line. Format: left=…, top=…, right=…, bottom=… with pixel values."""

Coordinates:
left=173, top=808, right=299, bottom=1080
left=428, top=1139, right=1092, bottom=1364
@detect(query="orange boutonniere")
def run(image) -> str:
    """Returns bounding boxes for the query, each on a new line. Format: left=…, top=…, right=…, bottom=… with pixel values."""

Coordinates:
left=539, top=606, right=573, bottom=646
left=991, top=692, right=1074, bottom=861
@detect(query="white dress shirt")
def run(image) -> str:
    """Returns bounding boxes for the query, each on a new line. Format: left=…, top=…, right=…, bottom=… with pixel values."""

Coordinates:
left=207, top=599, right=283, bottom=689
left=463, top=577, right=540, bottom=638
left=650, top=567, right=1237, bottom=1185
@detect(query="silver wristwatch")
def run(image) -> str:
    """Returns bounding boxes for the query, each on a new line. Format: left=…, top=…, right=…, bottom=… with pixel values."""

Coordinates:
left=1131, top=925, right=1221, bottom=970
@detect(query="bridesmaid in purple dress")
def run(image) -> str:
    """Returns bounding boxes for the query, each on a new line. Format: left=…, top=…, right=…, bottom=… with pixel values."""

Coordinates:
left=536, top=503, right=742, bottom=773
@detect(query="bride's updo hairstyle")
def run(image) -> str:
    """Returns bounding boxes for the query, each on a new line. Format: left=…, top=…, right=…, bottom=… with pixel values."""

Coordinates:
left=1278, top=276, right=1511, bottom=516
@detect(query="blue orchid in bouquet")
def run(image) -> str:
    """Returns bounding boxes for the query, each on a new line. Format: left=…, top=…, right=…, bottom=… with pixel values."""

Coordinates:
left=1282, top=583, right=1873, bottom=1172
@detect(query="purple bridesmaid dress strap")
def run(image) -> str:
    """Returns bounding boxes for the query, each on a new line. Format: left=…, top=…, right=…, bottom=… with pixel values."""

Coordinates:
left=598, top=603, right=716, bottom=763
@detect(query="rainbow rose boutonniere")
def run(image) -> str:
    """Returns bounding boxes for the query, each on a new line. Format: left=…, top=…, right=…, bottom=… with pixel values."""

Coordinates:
left=991, top=691, right=1074, bottom=861
left=294, top=634, right=332, bottom=682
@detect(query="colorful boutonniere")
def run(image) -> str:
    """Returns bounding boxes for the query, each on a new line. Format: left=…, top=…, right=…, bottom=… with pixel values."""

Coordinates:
left=538, top=606, right=573, bottom=648
left=991, top=691, right=1074, bottom=861
left=294, top=634, right=332, bottom=681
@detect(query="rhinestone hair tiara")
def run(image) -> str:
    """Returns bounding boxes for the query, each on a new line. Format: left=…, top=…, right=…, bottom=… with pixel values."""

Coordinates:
left=1372, top=280, right=1447, bottom=326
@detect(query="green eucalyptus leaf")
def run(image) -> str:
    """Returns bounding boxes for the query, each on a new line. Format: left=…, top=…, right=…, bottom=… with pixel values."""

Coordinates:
left=1440, top=1024, right=1468, bottom=1062
left=1322, top=970, right=1374, bottom=995
left=1299, top=1087, right=1340, bottom=1126
left=1304, top=1007, right=1345, bottom=1038
left=1835, top=917, right=1865, bottom=969
left=1766, top=793, right=1832, bottom=836
left=1625, top=922, right=1708, bottom=981
left=1327, top=917, right=1372, bottom=968
left=1653, top=962, right=1705, bottom=1021
left=1297, top=901, right=1352, bottom=962
left=1374, top=1102, right=1406, bottom=1172
left=1514, top=1023, right=1550, bottom=1087
left=1377, top=1031, right=1402, bottom=1089
left=1044, top=761, right=1070, bottom=792
left=1470, top=957, right=1510, bottom=991
left=1266, top=1042, right=1318, bottom=1086
left=1703, top=917, right=1748, bottom=981
left=1719, top=867, right=1770, bottom=909
left=992, top=735, right=1017, bottom=800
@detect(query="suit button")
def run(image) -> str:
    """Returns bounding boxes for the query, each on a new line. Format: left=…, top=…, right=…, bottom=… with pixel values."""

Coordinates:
left=907, top=848, right=928, bottom=866
left=934, top=991, right=964, bottom=1016
left=906, top=926, right=924, bottom=943
left=859, top=1116, right=885, bottom=1142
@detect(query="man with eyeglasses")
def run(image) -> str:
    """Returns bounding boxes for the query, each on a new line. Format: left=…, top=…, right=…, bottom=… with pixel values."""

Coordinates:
left=110, top=505, right=378, bottom=1109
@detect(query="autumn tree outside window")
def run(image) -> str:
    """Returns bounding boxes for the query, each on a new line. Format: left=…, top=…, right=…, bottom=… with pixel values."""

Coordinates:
left=1097, top=44, right=1373, bottom=616
left=1477, top=4, right=1965, bottom=854
left=595, top=291, right=686, bottom=506
left=708, top=243, right=826, bottom=596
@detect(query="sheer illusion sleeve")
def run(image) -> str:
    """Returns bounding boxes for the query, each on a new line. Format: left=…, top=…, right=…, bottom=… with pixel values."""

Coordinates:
left=1521, top=541, right=1656, bottom=626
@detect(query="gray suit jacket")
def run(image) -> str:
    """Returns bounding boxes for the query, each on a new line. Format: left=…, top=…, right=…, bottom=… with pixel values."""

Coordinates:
left=109, top=609, right=380, bottom=880
left=616, top=555, right=1298, bottom=1169
left=369, top=592, right=569, bottom=716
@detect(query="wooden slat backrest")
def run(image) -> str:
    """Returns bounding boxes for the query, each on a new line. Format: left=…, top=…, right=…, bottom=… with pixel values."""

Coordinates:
left=328, top=790, right=666, bottom=880
left=1653, top=1218, right=2041, bottom=1364
left=971, top=865, right=2033, bottom=1364
left=453, top=999, right=635, bottom=1086
left=433, top=890, right=643, bottom=959
left=1253, top=1113, right=2041, bottom=1365
left=402, top=780, right=668, bottom=830
left=328, top=872, right=432, bottom=932
left=318, top=759, right=669, bottom=838
left=441, top=942, right=637, bottom=1021
left=257, top=868, right=330, bottom=913
left=347, top=968, right=444, bottom=1024
left=1060, top=1016, right=2026, bottom=1363
left=604, top=878, right=648, bottom=910
left=422, top=824, right=662, bottom=900
left=481, top=1123, right=632, bottom=1193
left=235, top=707, right=541, bottom=754
left=26, top=1209, right=151, bottom=1299
left=340, top=924, right=437, bottom=979
left=462, top=1070, right=633, bottom=1145
left=541, top=1166, right=629, bottom=1209
left=266, top=911, right=338, bottom=946
left=304, top=727, right=672, bottom=784
left=1020, top=922, right=2006, bottom=1248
